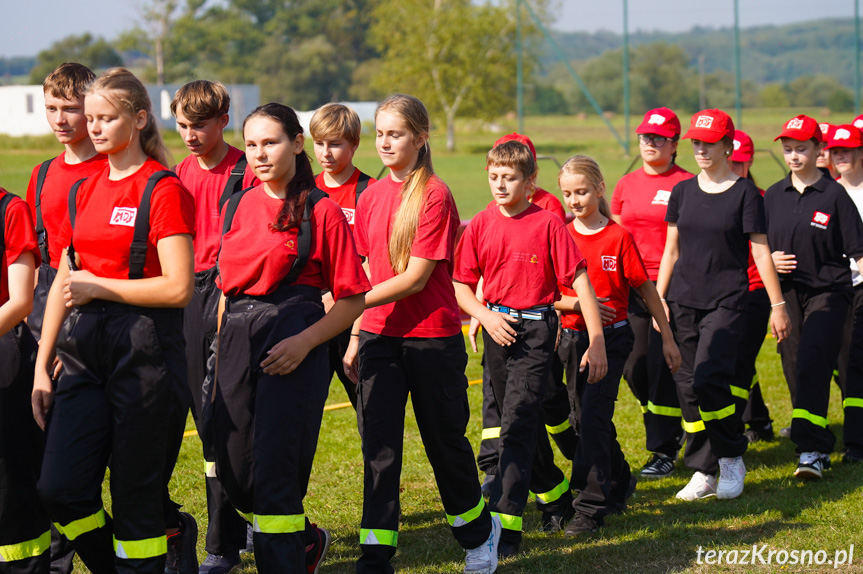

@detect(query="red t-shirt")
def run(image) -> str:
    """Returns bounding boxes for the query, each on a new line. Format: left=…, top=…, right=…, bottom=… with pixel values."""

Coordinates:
left=485, top=186, right=566, bottom=223
left=561, top=220, right=649, bottom=330
left=56, top=159, right=195, bottom=280
left=216, top=185, right=370, bottom=298
left=314, top=168, right=376, bottom=231
left=1, top=190, right=40, bottom=307
left=455, top=203, right=586, bottom=309
left=26, top=153, right=108, bottom=268
left=354, top=174, right=462, bottom=338
left=747, top=186, right=766, bottom=291
left=175, top=146, right=258, bottom=272
left=610, top=165, right=693, bottom=280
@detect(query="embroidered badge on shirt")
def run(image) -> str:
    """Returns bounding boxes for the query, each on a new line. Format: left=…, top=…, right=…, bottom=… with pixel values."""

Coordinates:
left=811, top=211, right=831, bottom=229
left=342, top=208, right=355, bottom=224
left=651, top=189, right=671, bottom=206
left=286, top=239, right=295, bottom=250
left=602, top=255, right=618, bottom=271
left=110, top=207, right=137, bottom=227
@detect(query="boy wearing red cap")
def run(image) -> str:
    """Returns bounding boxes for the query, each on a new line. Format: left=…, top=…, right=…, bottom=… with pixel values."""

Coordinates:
left=765, top=115, right=863, bottom=478
left=611, top=107, right=691, bottom=479
left=656, top=109, right=789, bottom=501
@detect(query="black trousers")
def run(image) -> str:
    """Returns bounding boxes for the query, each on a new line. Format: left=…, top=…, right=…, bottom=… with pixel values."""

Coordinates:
left=356, top=332, right=491, bottom=574
left=182, top=267, right=247, bottom=555
left=779, top=285, right=849, bottom=454
left=836, top=284, right=863, bottom=450
left=669, top=303, right=748, bottom=475
left=208, top=285, right=328, bottom=574
left=623, top=290, right=683, bottom=458
left=26, top=263, right=57, bottom=341
left=559, top=323, right=634, bottom=519
left=482, top=314, right=571, bottom=545
left=327, top=326, right=358, bottom=408
left=737, top=289, right=773, bottom=429
left=0, top=323, right=51, bottom=573
left=38, top=303, right=186, bottom=574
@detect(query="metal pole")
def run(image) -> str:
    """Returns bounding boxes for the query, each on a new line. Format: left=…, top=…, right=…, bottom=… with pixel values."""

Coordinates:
left=734, top=0, right=742, bottom=127
left=517, top=0, right=524, bottom=134
left=623, top=0, right=630, bottom=155
left=856, top=0, right=861, bottom=115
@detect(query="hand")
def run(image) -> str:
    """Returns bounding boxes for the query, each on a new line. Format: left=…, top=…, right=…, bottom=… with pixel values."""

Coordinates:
left=579, top=339, right=608, bottom=383
left=32, top=369, right=54, bottom=430
left=770, top=305, right=791, bottom=343
left=772, top=251, right=797, bottom=274
left=663, top=339, right=682, bottom=374
left=63, top=269, right=101, bottom=307
left=555, top=318, right=562, bottom=352
left=480, top=310, right=518, bottom=347
left=596, top=298, right=617, bottom=324
left=468, top=316, right=481, bottom=353
left=261, top=334, right=313, bottom=375
left=653, top=299, right=671, bottom=333
left=343, top=335, right=360, bottom=384
left=52, top=356, right=63, bottom=380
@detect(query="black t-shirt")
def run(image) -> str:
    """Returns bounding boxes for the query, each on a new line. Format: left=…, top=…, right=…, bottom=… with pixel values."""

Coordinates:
left=764, top=173, right=863, bottom=293
left=666, top=177, right=766, bottom=310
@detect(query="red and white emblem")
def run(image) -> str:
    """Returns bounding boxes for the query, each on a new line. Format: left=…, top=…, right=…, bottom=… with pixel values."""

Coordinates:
left=601, top=255, right=617, bottom=271
left=811, top=211, right=831, bottom=228
left=787, top=118, right=804, bottom=130
left=695, top=116, right=714, bottom=129
left=110, top=207, right=137, bottom=227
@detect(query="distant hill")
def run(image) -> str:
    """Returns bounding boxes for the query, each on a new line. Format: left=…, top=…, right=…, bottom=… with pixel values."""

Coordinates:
left=544, top=18, right=859, bottom=88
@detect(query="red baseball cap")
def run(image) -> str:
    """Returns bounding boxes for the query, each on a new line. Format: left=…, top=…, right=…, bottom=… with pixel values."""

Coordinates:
left=853, top=114, right=863, bottom=130
left=730, top=130, right=754, bottom=162
left=493, top=133, right=537, bottom=161
left=774, top=115, right=822, bottom=143
left=682, top=109, right=735, bottom=143
left=825, top=124, right=863, bottom=149
left=636, top=108, right=681, bottom=138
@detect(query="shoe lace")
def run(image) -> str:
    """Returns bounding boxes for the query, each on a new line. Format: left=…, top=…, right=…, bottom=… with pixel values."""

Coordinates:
left=465, top=544, right=490, bottom=568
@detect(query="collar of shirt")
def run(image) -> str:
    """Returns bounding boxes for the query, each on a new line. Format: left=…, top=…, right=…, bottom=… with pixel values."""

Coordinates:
left=781, top=172, right=831, bottom=194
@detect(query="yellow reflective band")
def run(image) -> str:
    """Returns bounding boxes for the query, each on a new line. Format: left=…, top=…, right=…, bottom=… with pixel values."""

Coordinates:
left=844, top=398, right=863, bottom=409
left=360, top=528, right=398, bottom=547
left=750, top=374, right=759, bottom=389
left=535, top=478, right=570, bottom=505
left=699, top=403, right=735, bottom=422
left=729, top=385, right=750, bottom=401
left=682, top=418, right=705, bottom=433
left=481, top=427, right=500, bottom=440
left=647, top=401, right=682, bottom=418
left=0, top=530, right=50, bottom=562
left=793, top=408, right=828, bottom=428
left=545, top=419, right=571, bottom=435
left=55, top=508, right=107, bottom=541
left=236, top=510, right=254, bottom=524
left=205, top=461, right=217, bottom=478
left=446, top=497, right=485, bottom=527
left=113, top=536, right=167, bottom=560
left=491, top=512, right=523, bottom=532
left=640, top=404, right=648, bottom=414
left=253, top=514, right=305, bottom=534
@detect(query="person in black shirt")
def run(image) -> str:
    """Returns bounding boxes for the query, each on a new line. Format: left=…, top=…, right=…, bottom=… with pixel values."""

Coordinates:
left=656, top=109, right=789, bottom=502
left=765, top=115, right=863, bottom=479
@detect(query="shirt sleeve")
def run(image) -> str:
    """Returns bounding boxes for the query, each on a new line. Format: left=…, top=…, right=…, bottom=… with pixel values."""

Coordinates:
left=552, top=222, right=586, bottom=288
left=149, top=179, right=196, bottom=243
left=452, top=221, right=481, bottom=291
left=741, top=182, right=767, bottom=235
left=4, top=197, right=40, bottom=268
left=410, top=184, right=459, bottom=262
left=611, top=179, right=624, bottom=215
left=837, top=189, right=863, bottom=259
left=665, top=182, right=682, bottom=223
left=316, top=200, right=371, bottom=300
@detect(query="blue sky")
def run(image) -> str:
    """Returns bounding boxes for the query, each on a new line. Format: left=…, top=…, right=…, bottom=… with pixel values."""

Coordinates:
left=1, top=0, right=857, bottom=58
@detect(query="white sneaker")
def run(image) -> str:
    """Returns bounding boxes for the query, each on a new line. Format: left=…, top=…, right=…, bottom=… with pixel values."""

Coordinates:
left=794, top=452, right=831, bottom=479
left=465, top=513, right=501, bottom=574
left=716, top=456, right=746, bottom=499
left=675, top=471, right=717, bottom=501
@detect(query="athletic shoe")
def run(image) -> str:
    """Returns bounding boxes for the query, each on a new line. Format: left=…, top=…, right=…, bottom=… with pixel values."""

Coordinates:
left=239, top=524, right=253, bottom=554
left=744, top=423, right=775, bottom=443
left=640, top=453, right=675, bottom=479
left=481, top=474, right=495, bottom=501
left=779, top=426, right=792, bottom=439
left=716, top=456, right=746, bottom=499
left=165, top=512, right=199, bottom=574
left=198, top=552, right=240, bottom=574
left=497, top=541, right=519, bottom=559
left=675, top=471, right=717, bottom=501
left=464, top=514, right=500, bottom=574
left=843, top=447, right=863, bottom=464
left=306, top=525, right=331, bottom=574
left=539, top=505, right=575, bottom=533
left=563, top=512, right=603, bottom=537
left=794, top=452, right=831, bottom=479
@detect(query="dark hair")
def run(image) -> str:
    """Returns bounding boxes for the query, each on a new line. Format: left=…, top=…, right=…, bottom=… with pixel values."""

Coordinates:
left=44, top=63, right=96, bottom=100
left=171, top=80, right=230, bottom=122
left=671, top=136, right=680, bottom=165
left=243, top=103, right=315, bottom=232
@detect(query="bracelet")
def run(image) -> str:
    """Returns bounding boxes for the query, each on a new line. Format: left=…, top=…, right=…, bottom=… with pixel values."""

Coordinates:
left=350, top=334, right=360, bottom=337
left=771, top=301, right=786, bottom=308
left=660, top=298, right=667, bottom=302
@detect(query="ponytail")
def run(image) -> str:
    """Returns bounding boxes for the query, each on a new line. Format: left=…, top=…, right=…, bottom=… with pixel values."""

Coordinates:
left=559, top=155, right=611, bottom=219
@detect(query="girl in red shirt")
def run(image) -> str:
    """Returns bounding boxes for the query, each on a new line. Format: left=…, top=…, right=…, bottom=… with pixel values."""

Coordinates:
left=31, top=68, right=196, bottom=574
left=557, top=155, right=680, bottom=535
left=351, top=94, right=499, bottom=574
left=209, top=103, right=369, bottom=573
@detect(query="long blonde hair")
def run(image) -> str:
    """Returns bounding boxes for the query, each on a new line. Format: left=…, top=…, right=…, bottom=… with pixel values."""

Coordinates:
left=377, top=94, right=434, bottom=274
left=88, top=68, right=171, bottom=167
left=559, top=155, right=611, bottom=219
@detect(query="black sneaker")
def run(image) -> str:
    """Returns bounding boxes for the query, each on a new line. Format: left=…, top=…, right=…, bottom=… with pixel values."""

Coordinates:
left=744, top=423, right=774, bottom=443
left=305, top=525, right=331, bottom=574
left=539, top=505, right=575, bottom=533
left=794, top=452, right=831, bottom=479
left=165, top=512, right=199, bottom=574
left=639, top=453, right=675, bottom=479
left=239, top=524, right=253, bottom=554
left=198, top=552, right=240, bottom=574
left=844, top=447, right=863, bottom=464
left=563, top=512, right=603, bottom=537
left=497, top=540, right=520, bottom=558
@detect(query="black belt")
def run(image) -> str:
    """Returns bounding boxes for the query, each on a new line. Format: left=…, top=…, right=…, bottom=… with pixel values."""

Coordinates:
left=486, top=303, right=554, bottom=321
left=565, top=319, right=629, bottom=338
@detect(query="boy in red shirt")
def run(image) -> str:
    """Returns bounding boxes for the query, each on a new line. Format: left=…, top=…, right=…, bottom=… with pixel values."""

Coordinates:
left=171, top=80, right=257, bottom=574
left=454, top=141, right=607, bottom=557
left=309, top=103, right=376, bottom=407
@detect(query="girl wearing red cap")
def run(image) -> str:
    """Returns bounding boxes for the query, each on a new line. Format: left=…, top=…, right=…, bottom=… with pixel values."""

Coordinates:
left=611, top=107, right=692, bottom=479
left=656, top=109, right=789, bottom=501
left=765, top=115, right=863, bottom=479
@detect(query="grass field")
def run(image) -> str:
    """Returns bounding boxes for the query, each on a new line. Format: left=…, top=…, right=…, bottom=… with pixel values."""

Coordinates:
left=3, top=108, right=862, bottom=573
